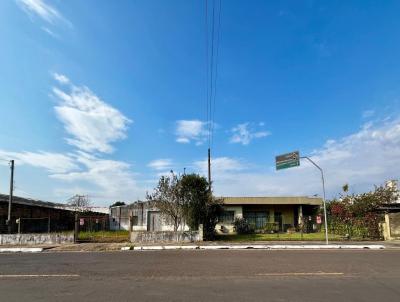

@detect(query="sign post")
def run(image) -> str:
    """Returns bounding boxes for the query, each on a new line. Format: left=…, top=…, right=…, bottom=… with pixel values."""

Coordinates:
left=275, top=151, right=329, bottom=245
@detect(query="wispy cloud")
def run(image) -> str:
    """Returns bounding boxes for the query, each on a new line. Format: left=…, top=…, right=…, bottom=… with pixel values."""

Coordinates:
left=148, top=159, right=173, bottom=171
left=52, top=75, right=132, bottom=153
left=194, top=157, right=247, bottom=174
left=230, top=122, right=270, bottom=145
left=41, top=26, right=59, bottom=38
left=16, top=0, right=71, bottom=26
left=52, top=72, right=69, bottom=85
left=175, top=120, right=210, bottom=145
left=0, top=73, right=140, bottom=204
left=204, top=117, right=400, bottom=198
left=0, top=150, right=78, bottom=174
left=50, top=152, right=142, bottom=201
left=362, top=110, right=375, bottom=119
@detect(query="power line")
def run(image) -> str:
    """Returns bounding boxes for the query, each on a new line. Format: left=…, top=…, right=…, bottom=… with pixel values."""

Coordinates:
left=205, top=0, right=210, bottom=143
left=210, top=0, right=222, bottom=148
left=205, top=0, right=222, bottom=148
left=208, top=0, right=216, bottom=147
left=204, top=0, right=222, bottom=189
left=0, top=158, right=12, bottom=163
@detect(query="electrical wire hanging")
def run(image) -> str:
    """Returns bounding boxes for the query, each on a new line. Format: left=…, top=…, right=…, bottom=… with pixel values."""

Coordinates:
left=205, top=0, right=222, bottom=149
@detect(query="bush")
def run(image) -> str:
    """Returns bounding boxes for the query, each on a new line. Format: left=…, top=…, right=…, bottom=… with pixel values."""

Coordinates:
left=233, top=218, right=255, bottom=234
left=326, top=184, right=398, bottom=240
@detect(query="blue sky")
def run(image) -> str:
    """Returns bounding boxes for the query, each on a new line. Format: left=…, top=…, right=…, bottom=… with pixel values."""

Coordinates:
left=0, top=0, right=400, bottom=206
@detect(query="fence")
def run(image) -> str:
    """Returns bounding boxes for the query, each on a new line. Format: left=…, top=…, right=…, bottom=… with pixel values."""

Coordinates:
left=75, top=215, right=129, bottom=242
left=0, top=216, right=75, bottom=234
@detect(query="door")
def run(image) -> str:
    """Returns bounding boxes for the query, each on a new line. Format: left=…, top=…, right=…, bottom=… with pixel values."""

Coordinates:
left=147, top=211, right=162, bottom=231
left=274, top=212, right=283, bottom=232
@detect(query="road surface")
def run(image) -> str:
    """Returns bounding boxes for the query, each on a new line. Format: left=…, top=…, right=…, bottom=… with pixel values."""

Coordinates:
left=0, top=249, right=399, bottom=301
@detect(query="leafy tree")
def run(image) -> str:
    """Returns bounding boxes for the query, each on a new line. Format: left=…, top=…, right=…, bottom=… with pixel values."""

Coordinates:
left=203, top=199, right=223, bottom=239
left=147, top=173, right=184, bottom=231
left=110, top=201, right=126, bottom=208
left=327, top=184, right=398, bottom=238
left=180, top=174, right=210, bottom=230
left=342, top=183, right=349, bottom=194
left=147, top=173, right=222, bottom=239
left=180, top=173, right=222, bottom=239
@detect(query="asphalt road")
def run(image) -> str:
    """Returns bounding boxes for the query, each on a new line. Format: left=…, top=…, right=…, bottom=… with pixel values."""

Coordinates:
left=0, top=250, right=399, bottom=302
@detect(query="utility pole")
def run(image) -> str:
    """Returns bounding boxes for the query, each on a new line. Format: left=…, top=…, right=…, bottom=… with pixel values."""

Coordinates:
left=300, top=156, right=329, bottom=245
left=208, top=148, right=211, bottom=191
left=7, top=160, right=14, bottom=234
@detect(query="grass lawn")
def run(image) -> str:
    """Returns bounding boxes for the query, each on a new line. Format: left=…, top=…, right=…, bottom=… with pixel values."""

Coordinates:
left=78, top=230, right=130, bottom=242
left=215, top=232, right=346, bottom=242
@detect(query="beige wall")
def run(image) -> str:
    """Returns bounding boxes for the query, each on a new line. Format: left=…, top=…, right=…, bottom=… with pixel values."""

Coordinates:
left=273, top=205, right=295, bottom=225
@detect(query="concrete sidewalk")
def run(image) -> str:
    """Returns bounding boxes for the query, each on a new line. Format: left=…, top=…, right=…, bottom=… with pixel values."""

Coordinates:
left=0, top=247, right=45, bottom=253
left=1, top=240, right=398, bottom=253
left=126, top=243, right=385, bottom=251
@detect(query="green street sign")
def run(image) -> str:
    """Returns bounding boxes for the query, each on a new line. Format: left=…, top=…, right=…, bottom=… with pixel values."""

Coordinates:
left=276, top=151, right=300, bottom=170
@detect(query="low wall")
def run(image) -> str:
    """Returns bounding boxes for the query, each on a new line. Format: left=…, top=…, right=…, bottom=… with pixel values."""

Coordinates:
left=389, top=213, right=400, bottom=239
left=0, top=233, right=74, bottom=245
left=131, top=230, right=202, bottom=243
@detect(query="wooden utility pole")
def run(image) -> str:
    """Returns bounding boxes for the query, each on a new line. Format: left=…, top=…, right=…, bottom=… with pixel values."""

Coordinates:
left=74, top=213, right=79, bottom=243
left=7, top=160, right=14, bottom=233
left=208, top=148, right=211, bottom=191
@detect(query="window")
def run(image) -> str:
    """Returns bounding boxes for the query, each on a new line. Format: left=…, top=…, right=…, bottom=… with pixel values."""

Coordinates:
left=244, top=212, right=269, bottom=229
left=131, top=216, right=138, bottom=226
left=219, top=211, right=234, bottom=223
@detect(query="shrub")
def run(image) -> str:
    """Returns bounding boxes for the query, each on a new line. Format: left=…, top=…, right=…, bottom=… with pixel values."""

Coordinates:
left=263, top=223, right=277, bottom=233
left=233, top=218, right=255, bottom=234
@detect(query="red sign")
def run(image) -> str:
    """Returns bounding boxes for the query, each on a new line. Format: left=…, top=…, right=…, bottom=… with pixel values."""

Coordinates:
left=316, top=216, right=322, bottom=224
left=79, top=218, right=84, bottom=226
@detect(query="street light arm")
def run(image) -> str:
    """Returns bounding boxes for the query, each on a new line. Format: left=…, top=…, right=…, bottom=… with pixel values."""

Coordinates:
left=300, top=156, right=322, bottom=173
left=300, top=156, right=325, bottom=199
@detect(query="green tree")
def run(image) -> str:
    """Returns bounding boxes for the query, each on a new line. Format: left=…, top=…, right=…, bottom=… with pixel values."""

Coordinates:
left=110, top=201, right=126, bottom=208
left=180, top=173, right=222, bottom=239
left=147, top=173, right=184, bottom=231
left=342, top=183, right=349, bottom=194
left=147, top=173, right=222, bottom=238
left=180, top=174, right=210, bottom=230
left=328, top=184, right=398, bottom=238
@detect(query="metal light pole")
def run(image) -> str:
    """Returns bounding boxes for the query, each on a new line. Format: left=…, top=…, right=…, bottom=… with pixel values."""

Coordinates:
left=300, top=156, right=329, bottom=245
left=7, top=160, right=14, bottom=234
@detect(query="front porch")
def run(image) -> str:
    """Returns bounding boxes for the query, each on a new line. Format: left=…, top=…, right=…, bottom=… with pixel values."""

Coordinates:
left=216, top=202, right=320, bottom=234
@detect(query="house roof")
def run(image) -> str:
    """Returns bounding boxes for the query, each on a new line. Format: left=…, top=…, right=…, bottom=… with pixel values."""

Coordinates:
left=221, top=196, right=323, bottom=206
left=376, top=203, right=400, bottom=213
left=0, top=194, right=108, bottom=214
left=0, top=194, right=67, bottom=209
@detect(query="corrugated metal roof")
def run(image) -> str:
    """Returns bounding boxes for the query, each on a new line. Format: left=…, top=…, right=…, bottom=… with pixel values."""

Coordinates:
left=0, top=194, right=68, bottom=209
left=0, top=194, right=109, bottom=214
left=221, top=196, right=323, bottom=205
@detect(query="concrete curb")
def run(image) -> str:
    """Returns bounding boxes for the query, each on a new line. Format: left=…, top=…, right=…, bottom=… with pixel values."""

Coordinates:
left=123, top=244, right=385, bottom=251
left=0, top=248, right=44, bottom=253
